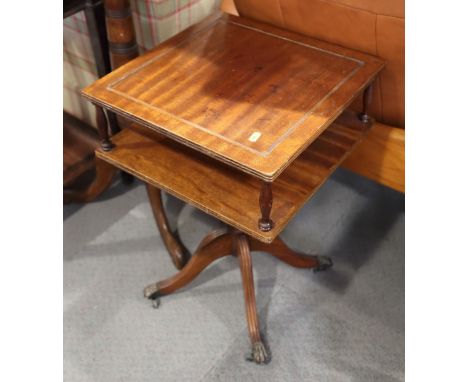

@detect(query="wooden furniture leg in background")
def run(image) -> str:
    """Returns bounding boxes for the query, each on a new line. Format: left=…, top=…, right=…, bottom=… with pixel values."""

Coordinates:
left=63, top=0, right=113, bottom=191
left=83, top=0, right=111, bottom=77
left=64, top=105, right=116, bottom=204
left=83, top=0, right=120, bottom=135
left=103, top=0, right=139, bottom=181
left=63, top=0, right=138, bottom=203
left=143, top=228, right=333, bottom=364
left=64, top=157, right=117, bottom=204
left=105, top=0, right=138, bottom=69
left=146, top=185, right=190, bottom=269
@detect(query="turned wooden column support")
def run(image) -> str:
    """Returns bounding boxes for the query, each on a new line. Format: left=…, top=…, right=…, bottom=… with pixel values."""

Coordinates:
left=235, top=233, right=269, bottom=364
left=359, top=83, right=373, bottom=124
left=94, top=105, right=114, bottom=151
left=258, top=181, right=274, bottom=232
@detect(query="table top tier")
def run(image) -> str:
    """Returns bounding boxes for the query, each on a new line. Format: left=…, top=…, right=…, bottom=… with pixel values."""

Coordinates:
left=83, top=12, right=384, bottom=181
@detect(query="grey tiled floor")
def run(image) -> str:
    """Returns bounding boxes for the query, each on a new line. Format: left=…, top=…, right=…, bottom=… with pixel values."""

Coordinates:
left=64, top=169, right=404, bottom=382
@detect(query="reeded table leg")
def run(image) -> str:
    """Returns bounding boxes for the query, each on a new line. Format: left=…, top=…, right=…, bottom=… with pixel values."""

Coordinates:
left=146, top=185, right=190, bottom=270
left=235, top=233, right=269, bottom=364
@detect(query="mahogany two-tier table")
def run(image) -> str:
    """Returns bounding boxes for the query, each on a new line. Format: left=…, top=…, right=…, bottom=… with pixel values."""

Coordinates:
left=81, top=12, right=384, bottom=364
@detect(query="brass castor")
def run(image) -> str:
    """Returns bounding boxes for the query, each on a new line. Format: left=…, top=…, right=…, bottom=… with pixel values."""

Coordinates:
left=143, top=284, right=161, bottom=309
left=245, top=341, right=269, bottom=364
left=313, top=256, right=333, bottom=272
left=151, top=298, right=161, bottom=309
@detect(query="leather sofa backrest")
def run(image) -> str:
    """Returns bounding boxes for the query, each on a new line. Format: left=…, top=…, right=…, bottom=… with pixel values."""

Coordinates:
left=226, top=0, right=405, bottom=128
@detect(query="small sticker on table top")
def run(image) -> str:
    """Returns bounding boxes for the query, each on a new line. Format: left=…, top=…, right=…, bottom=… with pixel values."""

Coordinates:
left=248, top=132, right=262, bottom=142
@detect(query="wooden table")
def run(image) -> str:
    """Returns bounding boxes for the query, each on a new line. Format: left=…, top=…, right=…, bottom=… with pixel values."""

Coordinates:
left=82, top=12, right=384, bottom=364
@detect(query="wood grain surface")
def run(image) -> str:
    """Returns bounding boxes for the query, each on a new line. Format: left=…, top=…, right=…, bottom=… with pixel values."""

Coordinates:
left=104, top=0, right=138, bottom=69
left=84, top=12, right=384, bottom=181
left=235, top=233, right=262, bottom=348
left=96, top=110, right=371, bottom=242
left=342, top=122, right=405, bottom=192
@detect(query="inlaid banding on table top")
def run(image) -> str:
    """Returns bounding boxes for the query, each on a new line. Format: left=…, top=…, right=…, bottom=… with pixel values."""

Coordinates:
left=105, top=18, right=364, bottom=156
left=82, top=13, right=385, bottom=180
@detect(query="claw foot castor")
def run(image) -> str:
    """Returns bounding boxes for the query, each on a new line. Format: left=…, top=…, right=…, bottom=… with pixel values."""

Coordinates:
left=246, top=341, right=269, bottom=364
left=151, top=298, right=161, bottom=309
left=143, top=283, right=161, bottom=308
left=313, top=255, right=333, bottom=272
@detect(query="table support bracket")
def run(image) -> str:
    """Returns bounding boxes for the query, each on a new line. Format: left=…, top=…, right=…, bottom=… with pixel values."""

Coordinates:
left=258, top=181, right=274, bottom=232
left=95, top=105, right=114, bottom=151
left=359, top=83, right=373, bottom=124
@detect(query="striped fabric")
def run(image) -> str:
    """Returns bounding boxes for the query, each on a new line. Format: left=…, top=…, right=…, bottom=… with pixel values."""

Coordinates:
left=63, top=0, right=220, bottom=128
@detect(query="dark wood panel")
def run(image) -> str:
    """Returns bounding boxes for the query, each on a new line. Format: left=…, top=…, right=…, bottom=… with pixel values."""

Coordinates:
left=63, top=112, right=99, bottom=188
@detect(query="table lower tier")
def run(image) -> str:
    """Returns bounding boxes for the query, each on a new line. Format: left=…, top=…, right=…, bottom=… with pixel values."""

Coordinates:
left=96, top=110, right=371, bottom=243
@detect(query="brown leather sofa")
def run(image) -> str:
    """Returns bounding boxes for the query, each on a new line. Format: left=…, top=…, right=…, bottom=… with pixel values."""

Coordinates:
left=222, top=0, right=405, bottom=192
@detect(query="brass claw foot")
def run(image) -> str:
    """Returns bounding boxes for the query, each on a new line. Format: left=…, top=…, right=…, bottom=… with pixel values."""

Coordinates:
left=143, top=282, right=159, bottom=299
left=151, top=298, right=161, bottom=309
left=143, top=283, right=161, bottom=309
left=246, top=341, right=269, bottom=364
left=313, top=255, right=333, bottom=272
left=143, top=283, right=161, bottom=308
